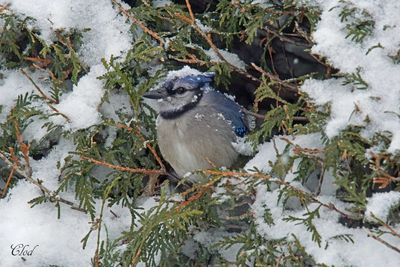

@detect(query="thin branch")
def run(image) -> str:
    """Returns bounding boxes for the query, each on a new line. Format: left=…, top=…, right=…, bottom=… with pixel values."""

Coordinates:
left=184, top=0, right=195, bottom=23
left=174, top=11, right=259, bottom=83
left=251, top=62, right=299, bottom=93
left=0, top=151, right=86, bottom=213
left=0, top=120, right=85, bottom=212
left=20, top=69, right=71, bottom=122
left=20, top=68, right=57, bottom=103
left=93, top=199, right=106, bottom=267
left=1, top=148, right=17, bottom=198
left=370, top=213, right=400, bottom=240
left=80, top=155, right=165, bottom=175
left=114, top=123, right=166, bottom=171
left=80, top=159, right=352, bottom=219
left=111, top=0, right=164, bottom=46
left=368, top=230, right=400, bottom=254
left=241, top=108, right=309, bottom=122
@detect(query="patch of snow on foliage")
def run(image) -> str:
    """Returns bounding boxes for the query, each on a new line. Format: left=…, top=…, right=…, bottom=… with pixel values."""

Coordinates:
left=0, top=139, right=132, bottom=267
left=52, top=64, right=106, bottom=130
left=247, top=132, right=400, bottom=265
left=204, top=49, right=247, bottom=70
left=4, top=0, right=132, bottom=66
left=302, top=0, right=400, bottom=153
left=0, top=71, right=36, bottom=123
left=252, top=185, right=400, bottom=266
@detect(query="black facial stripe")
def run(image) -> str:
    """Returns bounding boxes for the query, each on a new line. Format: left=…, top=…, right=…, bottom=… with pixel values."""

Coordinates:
left=160, top=92, right=203, bottom=119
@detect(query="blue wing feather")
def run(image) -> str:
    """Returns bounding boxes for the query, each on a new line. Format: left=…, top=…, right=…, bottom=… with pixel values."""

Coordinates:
left=205, top=90, right=248, bottom=137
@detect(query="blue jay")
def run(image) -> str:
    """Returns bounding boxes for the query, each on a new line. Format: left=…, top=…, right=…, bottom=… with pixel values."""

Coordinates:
left=143, top=72, right=248, bottom=182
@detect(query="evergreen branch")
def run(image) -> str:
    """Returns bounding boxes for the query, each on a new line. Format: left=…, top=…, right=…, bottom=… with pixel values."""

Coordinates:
left=111, top=0, right=164, bottom=46
left=80, top=155, right=165, bottom=175
left=203, top=169, right=352, bottom=219
left=20, top=68, right=71, bottom=122
left=20, top=68, right=57, bottom=103
left=174, top=11, right=259, bottom=83
left=0, top=150, right=86, bottom=213
left=251, top=62, right=299, bottom=93
left=0, top=120, right=85, bottom=212
left=370, top=213, right=400, bottom=240
left=241, top=108, right=309, bottom=122
left=114, top=123, right=166, bottom=171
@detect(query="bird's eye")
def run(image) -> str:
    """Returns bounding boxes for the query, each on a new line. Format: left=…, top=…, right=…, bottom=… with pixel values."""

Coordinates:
left=175, top=87, right=186, bottom=94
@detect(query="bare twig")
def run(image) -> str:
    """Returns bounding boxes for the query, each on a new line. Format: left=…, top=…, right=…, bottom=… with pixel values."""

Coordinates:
left=370, top=213, right=400, bottom=240
left=20, top=68, right=57, bottom=103
left=1, top=148, right=17, bottom=198
left=184, top=0, right=195, bottom=23
left=20, top=69, right=71, bottom=122
left=368, top=230, right=400, bottom=254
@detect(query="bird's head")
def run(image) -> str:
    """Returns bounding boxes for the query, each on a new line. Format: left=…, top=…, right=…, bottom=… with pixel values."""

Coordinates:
left=143, top=72, right=215, bottom=119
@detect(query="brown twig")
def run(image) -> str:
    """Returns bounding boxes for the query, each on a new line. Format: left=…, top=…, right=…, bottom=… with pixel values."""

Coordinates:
left=20, top=68, right=57, bottom=103
left=370, top=213, right=400, bottom=240
left=1, top=148, right=17, bottom=198
left=0, top=120, right=85, bottom=212
left=111, top=0, right=164, bottom=47
left=114, top=123, right=166, bottom=171
left=174, top=11, right=259, bottom=83
left=80, top=155, right=165, bottom=175
left=24, top=57, right=52, bottom=68
left=251, top=62, right=299, bottom=93
left=368, top=230, right=400, bottom=254
left=20, top=69, right=71, bottom=122
left=184, top=0, right=195, bottom=23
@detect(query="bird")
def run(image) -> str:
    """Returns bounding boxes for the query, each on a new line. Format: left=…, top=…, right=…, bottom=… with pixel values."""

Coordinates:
left=142, top=71, right=248, bottom=182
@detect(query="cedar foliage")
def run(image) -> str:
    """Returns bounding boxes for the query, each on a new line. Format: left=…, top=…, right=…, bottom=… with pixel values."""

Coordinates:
left=0, top=0, right=399, bottom=266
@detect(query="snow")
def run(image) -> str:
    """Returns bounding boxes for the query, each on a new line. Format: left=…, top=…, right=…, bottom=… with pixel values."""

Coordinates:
left=52, top=64, right=106, bottom=130
left=0, top=70, right=36, bottom=123
left=0, top=0, right=135, bottom=265
left=246, top=132, right=400, bottom=265
left=153, top=0, right=172, bottom=8
left=365, top=191, right=400, bottom=222
left=232, top=137, right=254, bottom=156
left=252, top=185, right=400, bottom=266
left=0, top=139, right=132, bottom=267
left=301, top=0, right=400, bottom=153
left=204, top=48, right=247, bottom=70
left=3, top=0, right=132, bottom=66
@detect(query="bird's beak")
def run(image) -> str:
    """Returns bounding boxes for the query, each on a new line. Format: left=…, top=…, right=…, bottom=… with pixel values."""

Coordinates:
left=142, top=89, right=166, bottom=100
